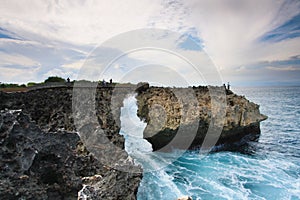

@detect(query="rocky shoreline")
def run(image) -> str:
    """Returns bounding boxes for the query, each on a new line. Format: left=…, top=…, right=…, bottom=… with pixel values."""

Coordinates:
left=0, top=87, right=142, bottom=200
left=0, top=84, right=267, bottom=199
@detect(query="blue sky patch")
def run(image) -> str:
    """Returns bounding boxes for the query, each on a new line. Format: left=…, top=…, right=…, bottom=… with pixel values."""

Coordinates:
left=177, top=28, right=203, bottom=51
left=0, top=27, right=20, bottom=40
left=0, top=32, right=15, bottom=39
left=0, top=64, right=39, bottom=70
left=261, top=13, right=300, bottom=42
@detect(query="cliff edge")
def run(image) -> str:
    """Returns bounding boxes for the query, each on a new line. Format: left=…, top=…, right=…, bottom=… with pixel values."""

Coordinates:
left=136, top=86, right=267, bottom=151
left=0, top=84, right=267, bottom=198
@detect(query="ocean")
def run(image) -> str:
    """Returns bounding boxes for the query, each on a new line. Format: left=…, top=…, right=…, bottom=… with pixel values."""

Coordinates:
left=120, top=86, right=300, bottom=200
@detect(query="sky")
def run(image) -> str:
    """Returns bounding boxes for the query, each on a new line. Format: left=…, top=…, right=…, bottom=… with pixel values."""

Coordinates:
left=0, top=0, right=300, bottom=86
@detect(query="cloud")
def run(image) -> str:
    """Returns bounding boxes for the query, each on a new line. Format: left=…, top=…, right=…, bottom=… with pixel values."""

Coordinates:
left=0, top=65, right=40, bottom=83
left=0, top=36, right=88, bottom=83
left=75, top=29, right=220, bottom=86
left=261, top=13, right=300, bottom=42
left=178, top=0, right=300, bottom=69
left=0, top=51, right=40, bottom=67
left=222, top=55, right=300, bottom=86
left=42, top=67, right=77, bottom=80
left=61, top=59, right=85, bottom=70
left=0, top=0, right=300, bottom=85
left=266, top=66, right=300, bottom=71
left=0, top=0, right=163, bottom=45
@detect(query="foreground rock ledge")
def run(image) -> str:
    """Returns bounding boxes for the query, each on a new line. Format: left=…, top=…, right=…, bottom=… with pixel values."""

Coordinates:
left=136, top=86, right=267, bottom=151
left=0, top=87, right=142, bottom=200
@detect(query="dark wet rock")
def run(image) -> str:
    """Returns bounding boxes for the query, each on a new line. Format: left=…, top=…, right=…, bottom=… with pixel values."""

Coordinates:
left=177, top=196, right=193, bottom=200
left=0, top=87, right=142, bottom=200
left=135, top=82, right=149, bottom=94
left=0, top=110, right=93, bottom=199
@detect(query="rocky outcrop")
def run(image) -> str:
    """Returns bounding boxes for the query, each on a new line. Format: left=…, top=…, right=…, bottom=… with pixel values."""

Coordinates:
left=0, top=110, right=98, bottom=199
left=136, top=86, right=267, bottom=151
left=177, top=196, right=193, bottom=200
left=0, top=84, right=268, bottom=198
left=0, top=87, right=142, bottom=199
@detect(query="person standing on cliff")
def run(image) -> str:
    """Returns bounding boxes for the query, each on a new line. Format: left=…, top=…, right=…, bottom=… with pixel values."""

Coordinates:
left=227, top=82, right=230, bottom=90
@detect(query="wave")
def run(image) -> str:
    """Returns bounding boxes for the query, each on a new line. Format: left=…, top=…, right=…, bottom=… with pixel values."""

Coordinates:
left=120, top=88, right=300, bottom=200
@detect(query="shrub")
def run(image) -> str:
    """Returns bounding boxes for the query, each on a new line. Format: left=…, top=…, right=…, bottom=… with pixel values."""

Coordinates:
left=27, top=82, right=37, bottom=87
left=44, top=76, right=66, bottom=83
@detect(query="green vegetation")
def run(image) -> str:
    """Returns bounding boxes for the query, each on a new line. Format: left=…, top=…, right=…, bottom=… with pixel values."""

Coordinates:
left=1, top=76, right=67, bottom=92
left=44, top=76, right=66, bottom=83
left=0, top=82, right=27, bottom=92
left=27, top=82, right=38, bottom=87
left=0, top=83, right=26, bottom=88
left=0, top=77, right=123, bottom=92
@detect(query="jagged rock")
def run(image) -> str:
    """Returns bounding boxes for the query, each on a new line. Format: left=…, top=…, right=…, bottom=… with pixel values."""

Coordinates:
left=0, top=84, right=268, bottom=198
left=0, top=87, right=142, bottom=199
left=135, top=82, right=149, bottom=94
left=177, top=196, right=193, bottom=200
left=0, top=110, right=92, bottom=199
left=136, top=86, right=267, bottom=151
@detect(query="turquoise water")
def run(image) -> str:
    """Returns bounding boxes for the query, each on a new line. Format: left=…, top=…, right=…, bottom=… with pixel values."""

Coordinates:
left=120, top=87, right=300, bottom=200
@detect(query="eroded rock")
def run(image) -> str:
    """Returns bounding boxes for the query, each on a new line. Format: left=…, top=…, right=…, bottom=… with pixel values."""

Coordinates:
left=136, top=86, right=267, bottom=151
left=0, top=86, right=142, bottom=199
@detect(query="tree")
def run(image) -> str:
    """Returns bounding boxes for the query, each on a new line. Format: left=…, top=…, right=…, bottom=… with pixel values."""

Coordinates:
left=44, top=76, right=66, bottom=83
left=27, top=82, right=37, bottom=87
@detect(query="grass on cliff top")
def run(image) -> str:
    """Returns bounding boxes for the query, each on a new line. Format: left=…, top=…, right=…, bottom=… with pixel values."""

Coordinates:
left=0, top=87, right=28, bottom=92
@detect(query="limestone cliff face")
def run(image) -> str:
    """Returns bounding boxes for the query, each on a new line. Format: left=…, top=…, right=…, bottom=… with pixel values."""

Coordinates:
left=136, top=86, right=267, bottom=151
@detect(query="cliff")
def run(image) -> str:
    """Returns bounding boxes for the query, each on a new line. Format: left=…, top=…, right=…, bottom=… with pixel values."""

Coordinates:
left=0, top=87, right=141, bottom=200
left=0, top=84, right=267, bottom=198
left=136, top=86, right=267, bottom=151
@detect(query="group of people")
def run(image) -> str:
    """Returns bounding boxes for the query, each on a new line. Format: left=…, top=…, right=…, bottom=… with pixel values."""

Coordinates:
left=66, top=77, right=229, bottom=89
left=65, top=77, right=113, bottom=86
left=223, top=82, right=230, bottom=90
left=100, top=79, right=113, bottom=86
